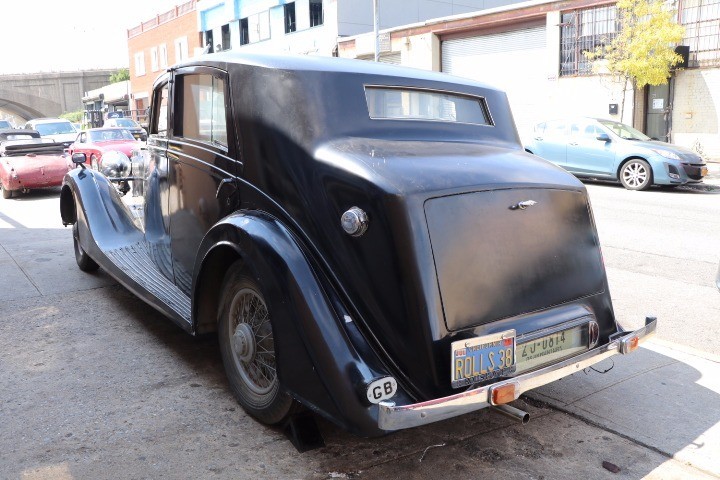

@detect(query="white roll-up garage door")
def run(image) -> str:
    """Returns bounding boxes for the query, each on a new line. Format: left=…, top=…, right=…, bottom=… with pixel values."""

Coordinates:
left=442, top=26, right=547, bottom=135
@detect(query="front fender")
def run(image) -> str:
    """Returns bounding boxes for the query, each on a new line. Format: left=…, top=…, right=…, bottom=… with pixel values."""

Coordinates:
left=60, top=168, right=143, bottom=258
left=193, top=212, right=412, bottom=436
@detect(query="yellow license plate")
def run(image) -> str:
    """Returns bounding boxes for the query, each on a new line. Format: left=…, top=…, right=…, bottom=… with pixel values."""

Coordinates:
left=451, top=330, right=516, bottom=388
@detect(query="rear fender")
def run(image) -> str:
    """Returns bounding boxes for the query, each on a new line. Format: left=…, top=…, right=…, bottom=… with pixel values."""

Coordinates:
left=193, top=212, right=408, bottom=436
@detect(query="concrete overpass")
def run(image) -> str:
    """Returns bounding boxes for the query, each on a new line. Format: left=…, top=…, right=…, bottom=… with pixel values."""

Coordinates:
left=0, top=70, right=117, bottom=122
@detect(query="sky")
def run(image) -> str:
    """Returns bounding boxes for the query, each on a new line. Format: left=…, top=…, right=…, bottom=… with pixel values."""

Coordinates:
left=0, top=0, right=186, bottom=74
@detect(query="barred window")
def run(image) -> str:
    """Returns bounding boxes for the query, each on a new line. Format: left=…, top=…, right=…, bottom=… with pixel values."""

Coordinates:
left=560, top=5, right=619, bottom=76
left=681, top=0, right=720, bottom=67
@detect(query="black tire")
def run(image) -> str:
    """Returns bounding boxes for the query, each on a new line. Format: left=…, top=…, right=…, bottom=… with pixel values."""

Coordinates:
left=619, top=159, right=653, bottom=191
left=1, top=184, right=11, bottom=199
left=218, top=263, right=294, bottom=425
left=72, top=223, right=99, bottom=272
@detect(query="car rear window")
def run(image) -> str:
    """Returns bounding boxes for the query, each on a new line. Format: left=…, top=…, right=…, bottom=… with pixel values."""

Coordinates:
left=365, top=87, right=491, bottom=125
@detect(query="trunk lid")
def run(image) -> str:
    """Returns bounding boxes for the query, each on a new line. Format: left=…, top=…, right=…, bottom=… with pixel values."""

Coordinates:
left=425, top=187, right=605, bottom=331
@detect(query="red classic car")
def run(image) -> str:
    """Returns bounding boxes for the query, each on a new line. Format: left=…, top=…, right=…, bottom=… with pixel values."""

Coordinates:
left=0, top=129, right=73, bottom=199
left=67, top=128, right=141, bottom=171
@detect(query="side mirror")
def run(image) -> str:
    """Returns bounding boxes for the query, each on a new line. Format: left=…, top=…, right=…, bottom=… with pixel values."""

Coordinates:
left=596, top=133, right=611, bottom=142
left=71, top=152, right=87, bottom=165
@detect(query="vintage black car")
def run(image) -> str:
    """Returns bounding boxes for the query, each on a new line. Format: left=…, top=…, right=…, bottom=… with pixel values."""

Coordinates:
left=60, top=53, right=656, bottom=439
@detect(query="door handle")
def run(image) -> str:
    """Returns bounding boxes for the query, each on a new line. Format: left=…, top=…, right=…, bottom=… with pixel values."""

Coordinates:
left=216, top=177, right=238, bottom=201
left=569, top=142, right=578, bottom=146
left=534, top=137, right=543, bottom=141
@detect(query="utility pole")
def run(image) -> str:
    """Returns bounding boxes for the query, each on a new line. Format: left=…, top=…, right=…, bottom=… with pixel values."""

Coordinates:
left=373, top=0, right=379, bottom=62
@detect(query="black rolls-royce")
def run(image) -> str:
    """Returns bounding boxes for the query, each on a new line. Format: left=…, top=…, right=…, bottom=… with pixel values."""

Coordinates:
left=60, top=52, right=656, bottom=439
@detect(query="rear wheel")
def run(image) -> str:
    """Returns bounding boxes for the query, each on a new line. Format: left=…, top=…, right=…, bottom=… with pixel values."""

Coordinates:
left=72, top=223, right=99, bottom=272
left=218, top=263, right=294, bottom=425
left=619, top=159, right=652, bottom=191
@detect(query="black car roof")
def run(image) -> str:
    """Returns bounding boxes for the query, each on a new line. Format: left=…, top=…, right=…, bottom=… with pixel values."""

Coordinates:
left=174, top=51, right=498, bottom=92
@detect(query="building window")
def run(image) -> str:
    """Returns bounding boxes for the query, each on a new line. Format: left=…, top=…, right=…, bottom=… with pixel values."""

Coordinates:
left=134, top=52, right=146, bottom=77
left=240, top=18, right=249, bottom=45
left=222, top=24, right=231, bottom=50
left=204, top=31, right=214, bottom=53
left=175, top=36, right=189, bottom=63
left=159, top=44, right=168, bottom=69
left=681, top=0, right=720, bottom=67
left=560, top=5, right=618, bottom=76
left=249, top=11, right=270, bottom=42
left=310, top=0, right=323, bottom=27
left=150, top=47, right=159, bottom=72
left=284, top=2, right=296, bottom=33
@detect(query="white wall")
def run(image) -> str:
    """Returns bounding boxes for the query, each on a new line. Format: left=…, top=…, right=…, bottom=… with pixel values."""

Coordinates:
left=336, top=0, right=524, bottom=37
left=672, top=68, right=720, bottom=161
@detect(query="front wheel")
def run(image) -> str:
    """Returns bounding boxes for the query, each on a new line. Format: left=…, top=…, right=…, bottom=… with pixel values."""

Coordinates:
left=218, top=263, right=294, bottom=425
left=72, top=223, right=99, bottom=272
left=619, top=159, right=653, bottom=191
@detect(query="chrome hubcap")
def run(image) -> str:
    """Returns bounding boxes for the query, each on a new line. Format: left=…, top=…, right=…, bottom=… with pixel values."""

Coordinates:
left=623, top=163, right=648, bottom=187
left=232, top=323, right=255, bottom=363
left=228, top=288, right=276, bottom=395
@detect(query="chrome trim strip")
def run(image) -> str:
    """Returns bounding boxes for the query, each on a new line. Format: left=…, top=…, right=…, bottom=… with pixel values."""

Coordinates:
left=378, top=318, right=657, bottom=431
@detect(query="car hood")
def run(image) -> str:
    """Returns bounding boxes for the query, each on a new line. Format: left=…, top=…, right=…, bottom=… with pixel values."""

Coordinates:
left=97, top=141, right=141, bottom=156
left=623, top=139, right=704, bottom=162
left=43, top=133, right=77, bottom=143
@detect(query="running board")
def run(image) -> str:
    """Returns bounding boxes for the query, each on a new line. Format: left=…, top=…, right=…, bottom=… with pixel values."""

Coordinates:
left=104, top=242, right=192, bottom=328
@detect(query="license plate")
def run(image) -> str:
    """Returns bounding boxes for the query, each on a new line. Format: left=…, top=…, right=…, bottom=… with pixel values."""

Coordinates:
left=516, top=325, right=587, bottom=374
left=451, top=330, right=516, bottom=388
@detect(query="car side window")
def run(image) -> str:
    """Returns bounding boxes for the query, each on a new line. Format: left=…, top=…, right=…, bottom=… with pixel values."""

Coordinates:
left=583, top=124, right=599, bottom=138
left=545, top=121, right=567, bottom=137
left=174, top=73, right=228, bottom=148
left=570, top=123, right=580, bottom=137
left=150, top=81, right=169, bottom=138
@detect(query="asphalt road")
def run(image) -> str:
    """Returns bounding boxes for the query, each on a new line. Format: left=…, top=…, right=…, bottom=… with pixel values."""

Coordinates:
left=0, top=183, right=717, bottom=479
left=585, top=181, right=720, bottom=356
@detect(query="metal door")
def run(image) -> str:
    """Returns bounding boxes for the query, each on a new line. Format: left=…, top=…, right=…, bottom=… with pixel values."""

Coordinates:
left=646, top=84, right=670, bottom=142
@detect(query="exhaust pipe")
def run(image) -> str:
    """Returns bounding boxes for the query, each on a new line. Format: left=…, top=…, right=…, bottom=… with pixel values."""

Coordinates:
left=492, top=404, right=530, bottom=424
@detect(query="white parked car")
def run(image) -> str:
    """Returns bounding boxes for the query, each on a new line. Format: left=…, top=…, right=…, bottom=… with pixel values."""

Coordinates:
left=24, top=118, right=78, bottom=148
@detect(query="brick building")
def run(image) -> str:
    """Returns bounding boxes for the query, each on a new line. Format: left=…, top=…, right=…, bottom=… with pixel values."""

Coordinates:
left=127, top=0, right=202, bottom=123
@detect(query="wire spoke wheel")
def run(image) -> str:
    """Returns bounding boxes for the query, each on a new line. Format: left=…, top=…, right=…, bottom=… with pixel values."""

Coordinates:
left=228, top=288, right=276, bottom=395
left=218, top=264, right=295, bottom=425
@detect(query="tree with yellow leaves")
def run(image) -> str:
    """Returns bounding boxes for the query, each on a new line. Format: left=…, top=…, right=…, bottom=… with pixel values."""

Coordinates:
left=586, top=0, right=685, bottom=122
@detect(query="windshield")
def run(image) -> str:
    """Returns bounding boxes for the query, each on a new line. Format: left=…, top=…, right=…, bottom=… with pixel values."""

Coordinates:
left=89, top=129, right=135, bottom=142
left=112, top=118, right=139, bottom=127
left=34, top=122, right=76, bottom=135
left=597, top=120, right=650, bottom=141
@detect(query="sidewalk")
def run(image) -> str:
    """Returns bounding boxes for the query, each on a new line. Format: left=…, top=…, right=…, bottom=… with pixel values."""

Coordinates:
left=705, top=162, right=720, bottom=185
left=528, top=338, right=720, bottom=477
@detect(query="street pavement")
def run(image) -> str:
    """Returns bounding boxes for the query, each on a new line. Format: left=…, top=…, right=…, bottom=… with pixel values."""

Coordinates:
left=0, top=175, right=718, bottom=479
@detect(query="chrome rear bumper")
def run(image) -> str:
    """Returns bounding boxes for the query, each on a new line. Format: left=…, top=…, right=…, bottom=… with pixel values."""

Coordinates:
left=378, top=317, right=657, bottom=431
